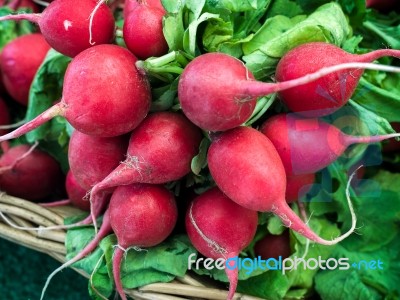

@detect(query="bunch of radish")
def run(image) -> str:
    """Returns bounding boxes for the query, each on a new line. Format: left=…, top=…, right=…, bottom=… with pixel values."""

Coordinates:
left=1, top=1, right=400, bottom=299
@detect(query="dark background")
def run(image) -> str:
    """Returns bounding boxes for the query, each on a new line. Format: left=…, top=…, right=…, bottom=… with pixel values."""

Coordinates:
left=0, top=237, right=90, bottom=300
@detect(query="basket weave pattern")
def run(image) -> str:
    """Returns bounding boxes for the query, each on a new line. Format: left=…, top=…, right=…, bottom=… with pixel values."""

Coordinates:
left=0, top=193, right=263, bottom=300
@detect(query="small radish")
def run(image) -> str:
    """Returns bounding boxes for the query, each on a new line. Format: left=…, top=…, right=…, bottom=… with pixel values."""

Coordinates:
left=86, top=111, right=202, bottom=226
left=65, top=170, right=90, bottom=211
left=123, top=0, right=168, bottom=59
left=286, top=173, right=315, bottom=203
left=0, top=0, right=115, bottom=57
left=68, top=131, right=128, bottom=190
left=123, top=0, right=164, bottom=18
left=0, top=144, right=63, bottom=200
left=109, top=183, right=178, bottom=300
left=254, top=230, right=292, bottom=260
left=0, top=44, right=151, bottom=140
left=178, top=50, right=400, bottom=131
left=40, top=209, right=112, bottom=300
left=260, top=113, right=400, bottom=175
left=276, top=42, right=400, bottom=117
left=207, top=126, right=356, bottom=245
left=0, top=33, right=50, bottom=106
left=185, top=187, right=258, bottom=300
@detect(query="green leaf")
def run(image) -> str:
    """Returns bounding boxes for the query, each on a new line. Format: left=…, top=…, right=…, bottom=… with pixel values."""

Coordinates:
left=101, top=234, right=196, bottom=289
left=26, top=49, right=71, bottom=142
left=163, top=6, right=185, bottom=50
left=363, top=11, right=400, bottom=49
left=191, top=137, right=211, bottom=175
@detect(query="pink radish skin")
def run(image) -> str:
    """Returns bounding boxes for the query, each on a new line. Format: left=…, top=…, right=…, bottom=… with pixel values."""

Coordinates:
left=286, top=173, right=315, bottom=203
left=0, top=33, right=50, bottom=105
left=0, top=144, right=63, bottom=200
left=260, top=113, right=400, bottom=176
left=185, top=187, right=258, bottom=300
left=207, top=126, right=355, bottom=245
left=276, top=42, right=400, bottom=117
left=178, top=49, right=400, bottom=131
left=0, top=44, right=151, bottom=141
left=123, top=0, right=164, bottom=18
left=123, top=1, right=168, bottom=59
left=110, top=184, right=178, bottom=300
left=86, top=112, right=202, bottom=226
left=0, top=0, right=115, bottom=57
left=65, top=170, right=90, bottom=211
left=39, top=210, right=112, bottom=300
left=68, top=131, right=128, bottom=190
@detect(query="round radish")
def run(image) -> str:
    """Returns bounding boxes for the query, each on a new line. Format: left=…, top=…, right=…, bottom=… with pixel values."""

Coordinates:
left=275, top=42, right=400, bottom=117
left=123, top=0, right=168, bottom=59
left=0, top=33, right=50, bottom=105
left=0, top=44, right=152, bottom=140
left=186, top=187, right=258, bottom=300
left=123, top=0, right=164, bottom=18
left=68, top=131, right=128, bottom=190
left=109, top=183, right=178, bottom=300
left=0, top=0, right=115, bottom=57
left=0, top=97, right=11, bottom=135
left=0, top=144, right=63, bottom=200
left=65, top=170, right=90, bottom=211
left=178, top=50, right=400, bottom=131
left=254, top=230, right=292, bottom=260
left=260, top=113, right=400, bottom=175
left=207, top=126, right=356, bottom=245
left=86, top=111, right=202, bottom=226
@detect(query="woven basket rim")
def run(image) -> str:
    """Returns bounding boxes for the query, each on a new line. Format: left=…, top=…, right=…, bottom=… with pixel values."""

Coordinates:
left=0, top=193, right=266, bottom=300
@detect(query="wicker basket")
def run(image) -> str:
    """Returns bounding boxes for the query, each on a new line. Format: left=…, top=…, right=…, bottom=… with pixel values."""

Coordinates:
left=0, top=193, right=263, bottom=300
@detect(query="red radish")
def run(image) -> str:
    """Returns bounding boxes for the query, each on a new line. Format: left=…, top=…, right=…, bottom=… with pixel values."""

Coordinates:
left=0, top=97, right=11, bottom=135
left=109, top=183, right=178, bottom=300
left=65, top=170, right=90, bottom=211
left=0, top=0, right=115, bottom=57
left=68, top=131, right=128, bottom=190
left=123, top=0, right=168, bottom=59
left=0, top=44, right=151, bottom=140
left=207, top=126, right=356, bottom=245
left=286, top=173, right=315, bottom=203
left=86, top=111, right=202, bottom=226
left=123, top=0, right=164, bottom=18
left=40, top=210, right=112, bottom=300
left=0, top=33, right=50, bottom=105
left=254, top=230, right=292, bottom=260
left=276, top=42, right=400, bottom=117
left=0, top=144, right=63, bottom=200
left=186, top=187, right=258, bottom=300
left=366, top=0, right=399, bottom=11
left=260, top=113, right=400, bottom=175
left=178, top=51, right=400, bottom=132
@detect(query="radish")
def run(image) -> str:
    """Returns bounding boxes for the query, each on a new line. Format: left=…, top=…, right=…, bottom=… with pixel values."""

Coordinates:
left=40, top=209, right=112, bottom=300
left=65, top=170, right=90, bottom=211
left=0, top=97, right=11, bottom=135
left=286, top=173, right=315, bottom=203
left=276, top=42, right=400, bottom=117
left=254, top=230, right=291, bottom=260
left=0, top=0, right=115, bottom=57
left=123, top=0, right=168, bottom=59
left=0, top=33, right=50, bottom=105
left=68, top=131, right=128, bottom=190
left=178, top=50, right=400, bottom=131
left=260, top=113, right=400, bottom=175
left=123, top=0, right=164, bottom=18
left=0, top=44, right=151, bottom=141
left=207, top=126, right=356, bottom=245
left=109, top=183, right=178, bottom=300
left=0, top=144, right=63, bottom=200
left=87, top=111, right=202, bottom=226
left=185, top=187, right=258, bottom=300
left=7, top=0, right=40, bottom=12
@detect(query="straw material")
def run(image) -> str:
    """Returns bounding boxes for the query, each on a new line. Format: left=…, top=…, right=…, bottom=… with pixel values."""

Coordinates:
left=0, top=193, right=263, bottom=300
